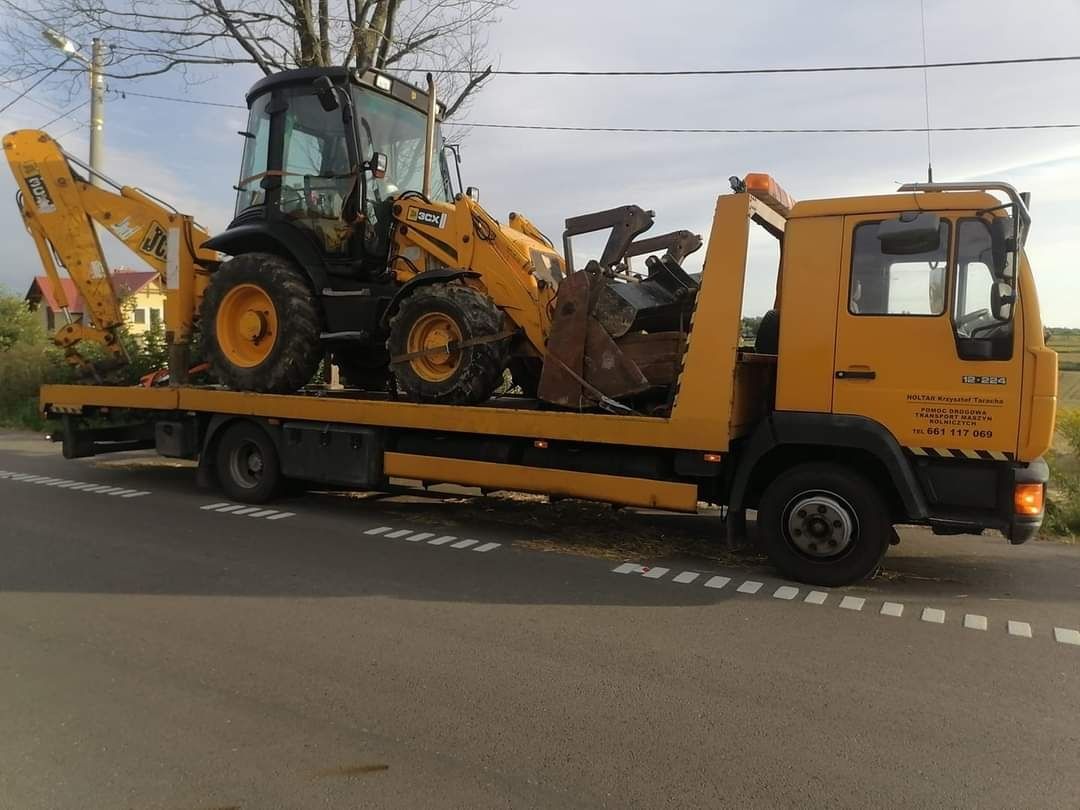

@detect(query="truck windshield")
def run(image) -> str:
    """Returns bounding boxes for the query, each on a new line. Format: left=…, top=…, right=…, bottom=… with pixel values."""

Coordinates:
left=352, top=87, right=450, bottom=202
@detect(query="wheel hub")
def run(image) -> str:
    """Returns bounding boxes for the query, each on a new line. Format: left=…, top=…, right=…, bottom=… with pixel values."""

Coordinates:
left=216, top=283, right=278, bottom=368
left=238, top=309, right=269, bottom=342
left=407, top=312, right=463, bottom=382
left=786, top=493, right=855, bottom=558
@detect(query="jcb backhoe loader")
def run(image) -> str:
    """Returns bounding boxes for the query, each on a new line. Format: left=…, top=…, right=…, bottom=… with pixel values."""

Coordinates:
left=5, top=66, right=701, bottom=412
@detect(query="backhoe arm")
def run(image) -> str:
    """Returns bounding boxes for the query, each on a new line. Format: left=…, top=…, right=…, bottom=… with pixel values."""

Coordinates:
left=3, top=130, right=216, bottom=378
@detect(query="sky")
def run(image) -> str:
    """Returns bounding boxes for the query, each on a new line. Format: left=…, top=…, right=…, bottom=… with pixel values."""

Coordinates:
left=0, top=0, right=1077, bottom=325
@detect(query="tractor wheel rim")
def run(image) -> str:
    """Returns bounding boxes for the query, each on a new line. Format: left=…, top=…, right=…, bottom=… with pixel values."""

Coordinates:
left=406, top=312, right=462, bottom=382
left=216, top=283, right=278, bottom=368
left=783, top=490, right=858, bottom=559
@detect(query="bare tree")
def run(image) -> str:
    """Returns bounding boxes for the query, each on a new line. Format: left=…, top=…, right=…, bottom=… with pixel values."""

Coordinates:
left=0, top=1, right=507, bottom=117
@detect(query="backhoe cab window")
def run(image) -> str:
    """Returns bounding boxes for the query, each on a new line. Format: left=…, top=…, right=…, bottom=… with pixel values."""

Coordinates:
left=352, top=88, right=450, bottom=201
left=280, top=93, right=352, bottom=220
left=850, top=221, right=949, bottom=316
left=235, top=94, right=271, bottom=214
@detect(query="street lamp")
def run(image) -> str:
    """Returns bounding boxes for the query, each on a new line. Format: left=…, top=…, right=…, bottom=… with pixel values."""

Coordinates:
left=42, top=28, right=104, bottom=185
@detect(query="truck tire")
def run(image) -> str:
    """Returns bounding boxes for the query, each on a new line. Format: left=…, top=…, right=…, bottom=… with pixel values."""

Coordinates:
left=214, top=420, right=282, bottom=503
left=387, top=284, right=509, bottom=404
left=757, top=462, right=891, bottom=586
left=202, top=253, right=321, bottom=393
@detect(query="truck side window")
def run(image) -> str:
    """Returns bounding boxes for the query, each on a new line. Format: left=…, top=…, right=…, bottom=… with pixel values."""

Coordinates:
left=849, top=221, right=949, bottom=316
left=953, top=218, right=1013, bottom=359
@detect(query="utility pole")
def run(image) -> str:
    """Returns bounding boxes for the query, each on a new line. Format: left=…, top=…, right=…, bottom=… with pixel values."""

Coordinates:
left=42, top=29, right=104, bottom=185
left=89, top=38, right=105, bottom=185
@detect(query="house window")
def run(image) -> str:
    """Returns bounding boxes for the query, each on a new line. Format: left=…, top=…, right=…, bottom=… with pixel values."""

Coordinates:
left=149, top=308, right=161, bottom=327
left=133, top=308, right=146, bottom=325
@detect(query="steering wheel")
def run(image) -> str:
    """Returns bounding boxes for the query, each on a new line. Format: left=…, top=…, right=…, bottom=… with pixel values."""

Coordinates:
left=279, top=185, right=307, bottom=212
left=970, top=319, right=1006, bottom=338
left=956, top=308, right=990, bottom=337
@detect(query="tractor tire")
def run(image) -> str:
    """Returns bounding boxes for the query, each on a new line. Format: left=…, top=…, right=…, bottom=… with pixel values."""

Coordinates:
left=201, top=253, right=322, bottom=393
left=387, top=284, right=510, bottom=405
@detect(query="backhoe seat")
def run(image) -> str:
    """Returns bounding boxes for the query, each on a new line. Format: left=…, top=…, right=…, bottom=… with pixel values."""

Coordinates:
left=754, top=309, right=780, bottom=354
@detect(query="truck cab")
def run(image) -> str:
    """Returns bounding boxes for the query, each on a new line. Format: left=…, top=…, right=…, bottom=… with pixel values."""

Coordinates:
left=725, top=176, right=1055, bottom=580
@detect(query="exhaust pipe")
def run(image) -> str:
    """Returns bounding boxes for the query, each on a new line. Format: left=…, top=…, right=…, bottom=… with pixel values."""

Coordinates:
left=423, top=73, right=436, bottom=198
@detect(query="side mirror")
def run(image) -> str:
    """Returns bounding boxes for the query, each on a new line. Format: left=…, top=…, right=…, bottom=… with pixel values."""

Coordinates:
left=989, top=217, right=1015, bottom=279
left=313, top=76, right=339, bottom=112
left=990, top=279, right=1015, bottom=321
left=365, top=152, right=387, bottom=179
left=466, top=186, right=480, bottom=201
left=877, top=212, right=941, bottom=255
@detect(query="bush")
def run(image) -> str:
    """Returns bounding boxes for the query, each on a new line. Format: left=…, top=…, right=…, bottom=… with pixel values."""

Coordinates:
left=0, top=343, right=73, bottom=430
left=1045, top=407, right=1080, bottom=539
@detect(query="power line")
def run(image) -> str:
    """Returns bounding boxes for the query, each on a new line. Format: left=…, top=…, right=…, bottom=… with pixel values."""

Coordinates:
left=443, top=122, right=1080, bottom=134
left=118, top=89, right=246, bottom=109
left=112, top=87, right=1080, bottom=136
left=39, top=98, right=89, bottom=129
left=0, top=59, right=70, bottom=115
left=425, top=54, right=1080, bottom=76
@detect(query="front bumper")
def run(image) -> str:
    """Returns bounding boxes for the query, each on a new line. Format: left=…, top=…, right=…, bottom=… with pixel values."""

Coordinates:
left=1008, top=456, right=1049, bottom=545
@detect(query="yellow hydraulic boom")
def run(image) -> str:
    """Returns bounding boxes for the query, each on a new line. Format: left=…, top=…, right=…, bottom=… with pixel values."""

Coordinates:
left=3, top=129, right=217, bottom=377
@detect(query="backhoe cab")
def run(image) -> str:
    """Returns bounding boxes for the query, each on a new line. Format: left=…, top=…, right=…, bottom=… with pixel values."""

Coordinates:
left=201, top=66, right=699, bottom=409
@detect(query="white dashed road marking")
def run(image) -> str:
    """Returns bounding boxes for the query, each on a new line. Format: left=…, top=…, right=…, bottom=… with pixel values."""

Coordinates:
left=839, top=596, right=865, bottom=611
left=804, top=590, right=828, bottom=605
left=773, top=585, right=799, bottom=600
left=359, top=528, right=504, bottom=554
left=704, top=575, right=730, bottom=590
left=964, top=614, right=988, bottom=631
left=673, top=572, right=701, bottom=585
left=1007, top=621, right=1033, bottom=638
left=736, top=580, right=763, bottom=595
left=1054, top=628, right=1080, bottom=646
left=0, top=470, right=155, bottom=498
left=200, top=502, right=294, bottom=521
left=880, top=602, right=904, bottom=617
left=642, top=567, right=670, bottom=580
left=921, top=608, right=946, bottom=624
left=614, top=563, right=646, bottom=575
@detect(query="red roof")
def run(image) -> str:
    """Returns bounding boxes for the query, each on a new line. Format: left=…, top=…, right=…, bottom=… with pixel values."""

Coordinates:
left=26, top=270, right=160, bottom=314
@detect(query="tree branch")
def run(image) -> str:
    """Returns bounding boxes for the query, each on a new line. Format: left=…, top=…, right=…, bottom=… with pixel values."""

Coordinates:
left=442, top=65, right=492, bottom=119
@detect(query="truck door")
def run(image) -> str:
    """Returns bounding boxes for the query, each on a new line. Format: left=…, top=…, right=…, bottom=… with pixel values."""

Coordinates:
left=832, top=213, right=1023, bottom=459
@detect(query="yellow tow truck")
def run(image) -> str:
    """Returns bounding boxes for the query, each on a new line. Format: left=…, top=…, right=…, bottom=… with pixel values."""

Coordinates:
left=6, top=68, right=1057, bottom=586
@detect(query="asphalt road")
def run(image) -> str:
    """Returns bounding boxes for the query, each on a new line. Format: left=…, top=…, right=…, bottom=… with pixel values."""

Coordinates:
left=1, top=430, right=1078, bottom=809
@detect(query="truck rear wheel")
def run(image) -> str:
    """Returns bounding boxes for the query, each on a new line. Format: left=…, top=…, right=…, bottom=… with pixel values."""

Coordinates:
left=214, top=421, right=282, bottom=503
left=757, top=462, right=891, bottom=587
left=202, top=253, right=321, bottom=393
left=387, top=284, right=509, bottom=404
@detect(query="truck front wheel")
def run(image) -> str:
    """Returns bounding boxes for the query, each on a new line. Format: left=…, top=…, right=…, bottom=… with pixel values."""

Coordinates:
left=757, top=463, right=891, bottom=587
